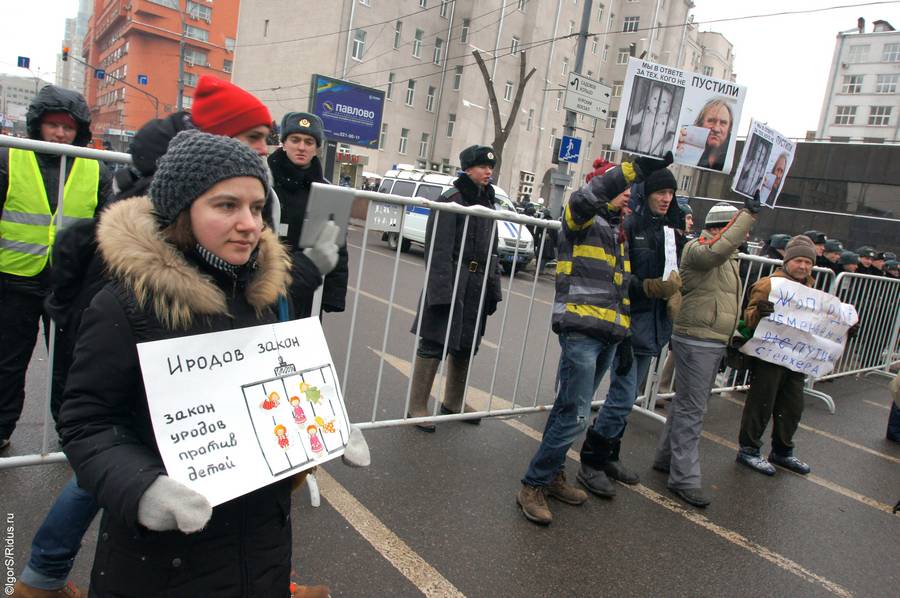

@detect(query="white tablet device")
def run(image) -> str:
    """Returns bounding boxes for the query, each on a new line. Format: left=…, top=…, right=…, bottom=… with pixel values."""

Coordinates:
left=298, top=182, right=355, bottom=248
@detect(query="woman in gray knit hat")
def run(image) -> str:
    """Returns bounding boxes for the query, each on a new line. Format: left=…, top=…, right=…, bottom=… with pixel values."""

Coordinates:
left=57, top=131, right=298, bottom=596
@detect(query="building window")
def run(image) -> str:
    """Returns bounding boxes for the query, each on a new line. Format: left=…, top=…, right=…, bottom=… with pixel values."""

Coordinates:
left=876, top=73, right=899, bottom=93
left=511, top=36, right=521, bottom=55
left=184, top=72, right=198, bottom=87
left=183, top=47, right=208, bottom=66
left=386, top=72, right=395, bottom=100
left=602, top=44, right=609, bottom=63
left=149, top=0, right=178, bottom=8
left=447, top=113, right=455, bottom=137
left=555, top=91, right=562, bottom=111
left=526, top=108, right=534, bottom=131
left=224, top=37, right=235, bottom=52
left=612, top=81, right=623, bottom=97
left=426, top=86, right=436, bottom=111
left=182, top=95, right=192, bottom=109
left=882, top=43, right=900, bottom=62
left=703, top=65, right=713, bottom=77
left=393, top=21, right=402, bottom=50
left=419, top=0, right=426, bottom=7
left=453, top=66, right=463, bottom=90
left=841, top=75, right=863, bottom=94
left=419, top=133, right=430, bottom=158
left=607, top=110, right=617, bottom=129
left=868, top=105, right=892, bottom=126
left=847, top=44, right=869, bottom=63
left=616, top=48, right=629, bottom=64
left=413, top=29, right=424, bottom=57
left=223, top=59, right=232, bottom=73
left=433, top=38, right=444, bottom=64
left=405, top=79, right=416, bottom=106
left=264, top=19, right=269, bottom=37
left=183, top=25, right=208, bottom=42
left=549, top=127, right=557, bottom=150
left=591, top=37, right=599, bottom=55
left=834, top=105, right=856, bottom=125
left=440, top=0, right=451, bottom=18
left=379, top=122, right=388, bottom=149
left=517, top=0, right=528, bottom=11
left=351, top=29, right=366, bottom=60
left=399, top=128, right=409, bottom=154
left=186, top=0, right=212, bottom=22
left=623, top=16, right=639, bottom=33
left=680, top=174, right=692, bottom=192
left=504, top=81, right=514, bottom=101
left=460, top=19, right=470, bottom=43
left=359, top=0, right=369, bottom=5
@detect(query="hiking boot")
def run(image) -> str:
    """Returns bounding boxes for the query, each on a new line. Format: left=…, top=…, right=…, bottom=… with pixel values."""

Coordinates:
left=736, top=449, right=776, bottom=476
left=546, top=471, right=588, bottom=505
left=668, top=486, right=711, bottom=508
left=769, top=452, right=810, bottom=475
left=12, top=580, right=83, bottom=597
left=576, top=464, right=616, bottom=498
left=517, top=484, right=552, bottom=525
left=291, top=583, right=331, bottom=598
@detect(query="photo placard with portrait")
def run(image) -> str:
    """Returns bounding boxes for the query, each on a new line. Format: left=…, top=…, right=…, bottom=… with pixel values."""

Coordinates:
left=613, top=58, right=748, bottom=174
left=730, top=119, right=795, bottom=209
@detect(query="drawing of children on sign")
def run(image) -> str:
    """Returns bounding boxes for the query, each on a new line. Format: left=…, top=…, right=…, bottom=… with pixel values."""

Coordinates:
left=307, top=425, right=324, bottom=455
left=274, top=424, right=290, bottom=449
left=290, top=396, right=307, bottom=425
left=261, top=391, right=280, bottom=410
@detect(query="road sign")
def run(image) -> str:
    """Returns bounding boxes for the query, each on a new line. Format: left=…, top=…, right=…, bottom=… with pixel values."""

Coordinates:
left=564, top=72, right=612, bottom=120
left=137, top=74, right=149, bottom=85
left=17, top=56, right=30, bottom=69
left=95, top=69, right=105, bottom=80
left=558, top=135, right=582, bottom=164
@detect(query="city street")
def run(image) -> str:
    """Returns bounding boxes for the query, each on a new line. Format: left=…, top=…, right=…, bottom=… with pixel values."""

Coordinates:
left=1, top=225, right=898, bottom=597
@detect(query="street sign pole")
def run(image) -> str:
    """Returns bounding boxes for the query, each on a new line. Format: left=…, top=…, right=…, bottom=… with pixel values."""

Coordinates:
left=549, top=0, right=592, bottom=219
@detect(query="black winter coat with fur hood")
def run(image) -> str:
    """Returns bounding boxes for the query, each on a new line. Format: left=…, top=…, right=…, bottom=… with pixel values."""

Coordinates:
left=59, top=196, right=295, bottom=598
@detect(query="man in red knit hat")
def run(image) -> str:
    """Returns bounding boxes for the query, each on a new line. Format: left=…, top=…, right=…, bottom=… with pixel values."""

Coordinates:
left=190, top=75, right=274, bottom=157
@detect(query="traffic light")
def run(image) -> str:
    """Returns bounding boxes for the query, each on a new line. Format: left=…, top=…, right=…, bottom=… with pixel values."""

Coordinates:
left=62, top=47, right=69, bottom=62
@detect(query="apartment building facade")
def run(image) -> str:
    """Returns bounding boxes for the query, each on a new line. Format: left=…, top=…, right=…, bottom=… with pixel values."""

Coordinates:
left=816, top=18, right=900, bottom=143
left=56, top=0, right=93, bottom=96
left=234, top=0, right=734, bottom=200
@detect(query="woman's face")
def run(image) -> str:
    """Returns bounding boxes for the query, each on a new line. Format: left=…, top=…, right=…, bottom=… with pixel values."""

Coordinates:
left=189, top=177, right=266, bottom=266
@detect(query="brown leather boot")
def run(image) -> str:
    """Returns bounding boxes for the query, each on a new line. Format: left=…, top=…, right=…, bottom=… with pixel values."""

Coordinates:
left=439, top=354, right=481, bottom=424
left=407, top=355, right=439, bottom=432
left=12, top=581, right=83, bottom=597
left=291, top=583, right=331, bottom=598
left=517, top=484, right=552, bottom=525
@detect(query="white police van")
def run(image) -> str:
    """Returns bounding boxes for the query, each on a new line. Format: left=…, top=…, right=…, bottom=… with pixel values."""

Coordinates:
left=377, top=167, right=534, bottom=273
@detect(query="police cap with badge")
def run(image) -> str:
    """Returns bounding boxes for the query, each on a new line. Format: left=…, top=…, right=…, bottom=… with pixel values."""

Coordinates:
left=460, top=145, right=496, bottom=170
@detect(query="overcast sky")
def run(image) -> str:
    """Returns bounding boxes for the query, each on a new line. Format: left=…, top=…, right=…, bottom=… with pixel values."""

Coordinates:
left=3, top=0, right=899, bottom=138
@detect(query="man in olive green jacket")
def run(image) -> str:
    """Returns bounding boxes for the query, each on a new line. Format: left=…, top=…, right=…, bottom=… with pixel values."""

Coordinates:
left=652, top=199, right=758, bottom=507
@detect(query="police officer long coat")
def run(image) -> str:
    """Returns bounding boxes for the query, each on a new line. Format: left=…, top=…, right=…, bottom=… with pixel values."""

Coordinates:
left=411, top=173, right=503, bottom=353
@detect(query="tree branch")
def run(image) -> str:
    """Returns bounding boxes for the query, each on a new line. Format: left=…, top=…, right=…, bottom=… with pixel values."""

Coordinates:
left=472, top=49, right=503, bottom=142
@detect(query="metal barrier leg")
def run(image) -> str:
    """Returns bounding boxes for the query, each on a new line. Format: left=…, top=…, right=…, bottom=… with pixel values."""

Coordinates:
left=803, top=381, right=835, bottom=414
left=306, top=471, right=321, bottom=507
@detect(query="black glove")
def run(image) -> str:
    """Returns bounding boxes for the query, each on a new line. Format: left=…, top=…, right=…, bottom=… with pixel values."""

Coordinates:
left=847, top=322, right=860, bottom=339
left=615, top=338, right=634, bottom=376
left=633, top=151, right=674, bottom=180
left=744, top=190, right=762, bottom=214
left=756, top=300, right=775, bottom=318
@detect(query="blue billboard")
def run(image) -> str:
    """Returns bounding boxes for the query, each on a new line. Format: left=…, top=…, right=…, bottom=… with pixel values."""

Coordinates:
left=310, top=74, right=385, bottom=149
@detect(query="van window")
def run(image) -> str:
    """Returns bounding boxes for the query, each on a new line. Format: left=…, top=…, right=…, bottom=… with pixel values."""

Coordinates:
left=391, top=180, right=416, bottom=197
left=378, top=179, right=394, bottom=194
left=416, top=184, right=443, bottom=201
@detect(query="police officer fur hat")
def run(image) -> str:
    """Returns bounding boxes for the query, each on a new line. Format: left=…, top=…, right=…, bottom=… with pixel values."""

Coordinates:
left=704, top=202, right=738, bottom=228
left=856, top=246, right=877, bottom=258
left=149, top=130, right=270, bottom=227
left=459, top=145, right=496, bottom=170
left=280, top=112, right=324, bottom=146
left=769, top=234, right=791, bottom=250
left=824, top=239, right=843, bottom=253
left=839, top=250, right=859, bottom=265
left=884, top=259, right=899, bottom=271
left=802, top=230, right=827, bottom=245
left=783, top=235, right=817, bottom=264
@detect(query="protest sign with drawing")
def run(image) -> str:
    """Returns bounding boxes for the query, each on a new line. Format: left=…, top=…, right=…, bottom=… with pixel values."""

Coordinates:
left=613, top=57, right=747, bottom=174
left=136, top=317, right=351, bottom=507
left=740, top=278, right=858, bottom=378
left=731, top=119, right=795, bottom=208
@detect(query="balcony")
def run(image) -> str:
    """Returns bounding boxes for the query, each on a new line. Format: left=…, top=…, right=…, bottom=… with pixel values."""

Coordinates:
left=95, top=0, right=128, bottom=39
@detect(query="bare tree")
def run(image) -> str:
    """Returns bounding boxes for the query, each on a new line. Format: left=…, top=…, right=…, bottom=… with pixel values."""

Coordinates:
left=472, top=49, right=536, bottom=182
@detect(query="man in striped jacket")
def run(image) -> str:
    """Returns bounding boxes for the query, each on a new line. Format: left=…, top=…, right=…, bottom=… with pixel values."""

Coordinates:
left=517, top=152, right=673, bottom=526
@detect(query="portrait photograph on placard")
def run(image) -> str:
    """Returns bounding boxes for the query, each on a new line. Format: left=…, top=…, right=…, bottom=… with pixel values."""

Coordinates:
left=620, top=76, right=685, bottom=157
left=730, top=119, right=796, bottom=208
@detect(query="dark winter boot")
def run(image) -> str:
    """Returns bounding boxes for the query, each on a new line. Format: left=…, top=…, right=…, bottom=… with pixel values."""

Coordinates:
left=439, top=354, right=481, bottom=424
left=577, top=429, right=616, bottom=498
left=407, top=356, right=439, bottom=432
left=605, top=438, right=640, bottom=485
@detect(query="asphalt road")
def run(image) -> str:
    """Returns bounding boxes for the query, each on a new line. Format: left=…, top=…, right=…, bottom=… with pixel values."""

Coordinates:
left=1, top=225, right=898, bottom=597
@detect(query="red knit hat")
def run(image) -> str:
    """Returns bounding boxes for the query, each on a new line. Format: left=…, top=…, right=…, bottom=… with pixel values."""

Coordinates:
left=41, top=111, right=78, bottom=129
left=191, top=75, right=272, bottom=137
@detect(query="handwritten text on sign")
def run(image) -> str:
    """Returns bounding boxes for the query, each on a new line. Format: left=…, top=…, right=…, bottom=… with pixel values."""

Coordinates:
left=740, top=278, right=858, bottom=377
left=137, top=318, right=350, bottom=507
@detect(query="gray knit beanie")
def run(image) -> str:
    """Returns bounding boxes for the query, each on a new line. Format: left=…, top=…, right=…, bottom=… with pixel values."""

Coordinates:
left=783, top=235, right=817, bottom=264
left=149, top=130, right=270, bottom=227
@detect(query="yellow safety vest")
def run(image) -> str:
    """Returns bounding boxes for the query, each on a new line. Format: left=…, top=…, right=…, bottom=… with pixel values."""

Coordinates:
left=0, top=149, right=99, bottom=276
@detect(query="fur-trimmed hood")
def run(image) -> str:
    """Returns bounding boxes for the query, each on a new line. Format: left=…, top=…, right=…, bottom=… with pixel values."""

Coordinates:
left=96, top=196, right=291, bottom=330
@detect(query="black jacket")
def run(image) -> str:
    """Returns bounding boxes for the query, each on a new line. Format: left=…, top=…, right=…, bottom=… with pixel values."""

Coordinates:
left=623, top=181, right=684, bottom=356
left=59, top=197, right=294, bottom=597
left=0, top=86, right=113, bottom=293
left=268, top=149, right=349, bottom=316
left=411, top=174, right=502, bottom=352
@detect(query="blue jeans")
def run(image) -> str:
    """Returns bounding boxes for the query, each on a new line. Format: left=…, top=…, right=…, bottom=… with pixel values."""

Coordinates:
left=523, top=332, right=618, bottom=487
left=20, top=476, right=98, bottom=590
left=593, top=352, right=653, bottom=439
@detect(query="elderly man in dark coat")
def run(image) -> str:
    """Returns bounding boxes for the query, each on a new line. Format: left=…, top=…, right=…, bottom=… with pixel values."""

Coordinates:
left=407, top=145, right=503, bottom=431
